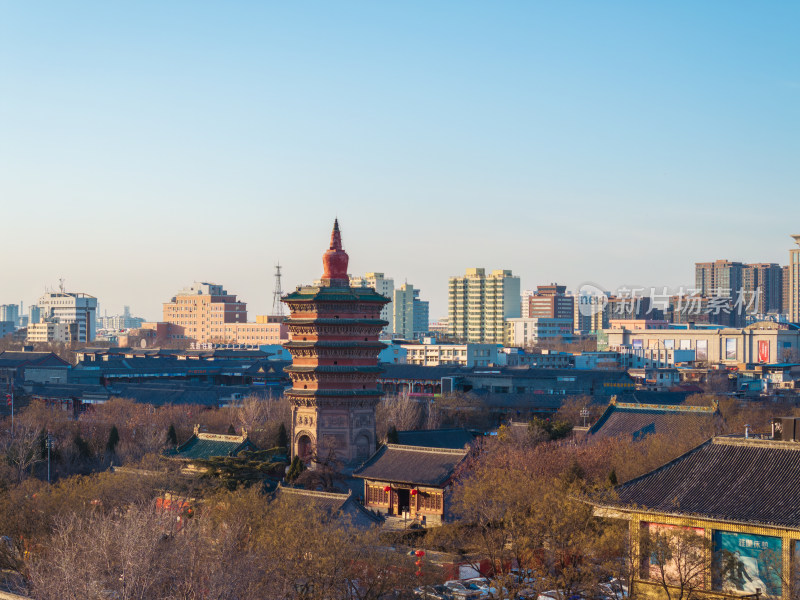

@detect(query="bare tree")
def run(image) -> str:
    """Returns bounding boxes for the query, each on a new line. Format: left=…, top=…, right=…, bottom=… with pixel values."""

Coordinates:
left=0, top=422, right=44, bottom=484
left=375, top=393, right=423, bottom=440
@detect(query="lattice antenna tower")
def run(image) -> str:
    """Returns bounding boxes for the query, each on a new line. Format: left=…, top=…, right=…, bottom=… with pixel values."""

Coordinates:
left=272, top=262, right=285, bottom=317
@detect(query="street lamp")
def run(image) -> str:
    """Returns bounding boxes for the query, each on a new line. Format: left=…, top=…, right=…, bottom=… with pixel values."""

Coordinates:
left=580, top=407, right=590, bottom=427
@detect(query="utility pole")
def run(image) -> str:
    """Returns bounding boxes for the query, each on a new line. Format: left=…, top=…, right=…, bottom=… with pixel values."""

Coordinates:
left=5, top=384, right=12, bottom=436
left=47, top=432, right=53, bottom=483
left=580, top=407, right=590, bottom=427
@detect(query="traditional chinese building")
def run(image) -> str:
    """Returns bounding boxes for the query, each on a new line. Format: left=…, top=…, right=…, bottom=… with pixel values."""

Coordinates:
left=283, top=220, right=390, bottom=464
left=353, top=444, right=468, bottom=526
left=593, top=423, right=800, bottom=600
left=163, top=425, right=257, bottom=474
left=588, top=397, right=719, bottom=441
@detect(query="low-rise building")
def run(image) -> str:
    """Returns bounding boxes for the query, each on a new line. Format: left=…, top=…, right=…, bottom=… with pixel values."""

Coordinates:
left=163, top=425, right=258, bottom=474
left=588, top=397, right=718, bottom=440
left=26, top=321, right=73, bottom=343
left=354, top=444, right=468, bottom=526
left=604, top=321, right=800, bottom=365
left=274, top=486, right=382, bottom=529
left=504, top=317, right=574, bottom=347
left=402, top=338, right=499, bottom=368
left=594, top=426, right=800, bottom=600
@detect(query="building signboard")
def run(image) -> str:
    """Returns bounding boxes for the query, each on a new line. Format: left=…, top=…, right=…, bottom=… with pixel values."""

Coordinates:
left=712, top=531, right=781, bottom=596
left=759, top=340, right=770, bottom=364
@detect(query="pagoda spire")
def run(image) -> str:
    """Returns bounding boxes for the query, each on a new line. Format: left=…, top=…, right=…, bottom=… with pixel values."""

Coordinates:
left=330, top=218, right=342, bottom=249
left=321, top=219, right=349, bottom=285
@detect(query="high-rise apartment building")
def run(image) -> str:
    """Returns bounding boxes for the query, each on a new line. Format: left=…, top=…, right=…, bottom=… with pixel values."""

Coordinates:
left=350, top=272, right=394, bottom=335
left=37, top=291, right=98, bottom=342
left=743, top=263, right=784, bottom=315
left=784, top=265, right=791, bottom=316
left=574, top=291, right=611, bottom=333
left=790, top=235, right=800, bottom=323
left=162, top=282, right=247, bottom=344
left=393, top=283, right=429, bottom=340
left=695, top=260, right=744, bottom=297
left=0, top=304, right=19, bottom=327
left=527, top=284, right=575, bottom=326
left=448, top=268, right=521, bottom=343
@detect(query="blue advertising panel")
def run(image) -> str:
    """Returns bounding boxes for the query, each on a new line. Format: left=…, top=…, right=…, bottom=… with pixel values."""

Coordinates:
left=713, top=531, right=781, bottom=596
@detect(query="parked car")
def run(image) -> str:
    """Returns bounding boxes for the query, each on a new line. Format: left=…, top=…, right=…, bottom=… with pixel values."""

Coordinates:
left=414, top=584, right=456, bottom=600
left=462, top=578, right=507, bottom=599
left=444, top=580, right=488, bottom=599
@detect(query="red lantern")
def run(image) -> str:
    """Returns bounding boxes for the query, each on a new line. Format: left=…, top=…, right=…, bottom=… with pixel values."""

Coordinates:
left=415, top=570, right=423, bottom=577
left=410, top=488, right=418, bottom=496
left=383, top=485, right=391, bottom=493
left=415, top=550, right=425, bottom=557
left=415, top=559, right=422, bottom=567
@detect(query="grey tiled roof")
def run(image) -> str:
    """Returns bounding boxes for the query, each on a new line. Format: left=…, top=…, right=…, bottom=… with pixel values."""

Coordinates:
left=589, top=400, right=718, bottom=440
left=353, top=444, right=468, bottom=486
left=165, top=434, right=255, bottom=460
left=612, top=436, right=800, bottom=529
left=275, top=486, right=382, bottom=528
left=396, top=428, right=478, bottom=450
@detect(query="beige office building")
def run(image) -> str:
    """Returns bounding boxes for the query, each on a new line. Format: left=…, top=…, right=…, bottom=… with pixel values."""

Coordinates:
left=603, top=321, right=800, bottom=365
left=26, top=322, right=72, bottom=343
left=448, top=268, right=521, bottom=343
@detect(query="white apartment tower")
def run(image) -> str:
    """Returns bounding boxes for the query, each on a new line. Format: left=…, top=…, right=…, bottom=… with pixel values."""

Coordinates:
left=37, top=291, right=98, bottom=342
left=351, top=272, right=394, bottom=335
left=448, top=268, right=521, bottom=344
left=393, top=283, right=429, bottom=340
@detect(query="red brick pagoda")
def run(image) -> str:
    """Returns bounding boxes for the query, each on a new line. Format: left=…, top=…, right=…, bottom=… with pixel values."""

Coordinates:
left=283, top=220, right=389, bottom=465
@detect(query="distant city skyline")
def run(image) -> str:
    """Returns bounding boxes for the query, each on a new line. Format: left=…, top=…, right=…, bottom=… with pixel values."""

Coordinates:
left=2, top=2, right=798, bottom=321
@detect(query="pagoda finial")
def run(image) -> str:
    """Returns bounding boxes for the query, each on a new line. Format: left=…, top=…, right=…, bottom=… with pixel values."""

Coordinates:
left=330, top=218, right=342, bottom=250
left=321, top=219, right=349, bottom=285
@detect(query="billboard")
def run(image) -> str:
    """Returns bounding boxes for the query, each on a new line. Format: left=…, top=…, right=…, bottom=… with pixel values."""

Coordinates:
left=632, top=339, right=643, bottom=350
left=713, top=531, right=782, bottom=596
left=696, top=340, right=708, bottom=361
left=643, top=523, right=705, bottom=585
left=664, top=339, right=675, bottom=350
left=758, top=340, right=770, bottom=364
left=725, top=338, right=737, bottom=361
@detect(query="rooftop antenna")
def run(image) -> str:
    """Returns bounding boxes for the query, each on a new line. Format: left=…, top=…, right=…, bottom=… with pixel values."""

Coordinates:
left=58, top=278, right=65, bottom=293
left=272, top=262, right=285, bottom=317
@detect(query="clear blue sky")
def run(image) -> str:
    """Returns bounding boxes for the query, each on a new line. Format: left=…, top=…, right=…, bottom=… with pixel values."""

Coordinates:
left=1, top=2, right=798, bottom=320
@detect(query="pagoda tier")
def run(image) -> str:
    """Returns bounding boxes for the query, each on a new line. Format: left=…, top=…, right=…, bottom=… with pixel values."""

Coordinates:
left=282, top=220, right=390, bottom=465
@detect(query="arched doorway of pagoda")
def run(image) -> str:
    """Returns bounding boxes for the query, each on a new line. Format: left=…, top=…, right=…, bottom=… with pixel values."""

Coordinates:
left=354, top=433, right=370, bottom=460
left=296, top=434, right=314, bottom=463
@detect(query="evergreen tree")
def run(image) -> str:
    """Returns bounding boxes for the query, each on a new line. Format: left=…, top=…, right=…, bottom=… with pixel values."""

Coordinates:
left=608, top=468, right=618, bottom=486
left=227, top=424, right=237, bottom=435
left=167, top=424, right=178, bottom=446
left=387, top=425, right=399, bottom=444
left=105, top=425, right=120, bottom=455
left=73, top=434, right=92, bottom=460
left=286, top=455, right=305, bottom=482
left=277, top=423, right=288, bottom=449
